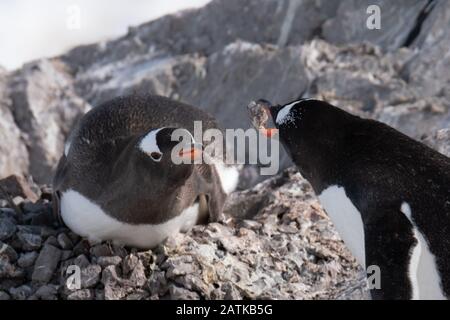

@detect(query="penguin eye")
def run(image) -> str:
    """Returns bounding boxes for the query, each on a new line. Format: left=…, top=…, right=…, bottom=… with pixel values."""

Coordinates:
left=150, top=152, right=162, bottom=161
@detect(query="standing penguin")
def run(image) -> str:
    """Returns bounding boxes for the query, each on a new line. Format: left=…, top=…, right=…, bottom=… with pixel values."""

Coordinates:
left=248, top=98, right=450, bottom=300
left=53, top=94, right=239, bottom=248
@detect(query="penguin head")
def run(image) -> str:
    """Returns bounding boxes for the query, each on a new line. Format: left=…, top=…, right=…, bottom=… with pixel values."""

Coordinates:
left=251, top=98, right=355, bottom=180
left=137, top=127, right=202, bottom=185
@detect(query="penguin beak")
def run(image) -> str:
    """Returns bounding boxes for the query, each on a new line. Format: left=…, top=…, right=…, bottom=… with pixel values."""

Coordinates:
left=247, top=99, right=279, bottom=138
left=178, top=143, right=203, bottom=161
left=260, top=127, right=278, bottom=138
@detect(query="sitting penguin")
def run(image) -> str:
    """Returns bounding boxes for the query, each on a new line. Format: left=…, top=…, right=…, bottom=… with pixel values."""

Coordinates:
left=248, top=98, right=450, bottom=300
left=53, top=94, right=239, bottom=248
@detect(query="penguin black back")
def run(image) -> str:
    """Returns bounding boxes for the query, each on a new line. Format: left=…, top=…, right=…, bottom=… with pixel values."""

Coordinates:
left=250, top=98, right=450, bottom=299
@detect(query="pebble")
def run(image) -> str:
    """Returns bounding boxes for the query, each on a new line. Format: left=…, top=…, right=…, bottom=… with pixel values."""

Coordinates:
left=9, top=285, right=33, bottom=300
left=0, top=291, right=10, bottom=300
left=96, top=256, right=122, bottom=268
left=57, top=233, right=74, bottom=250
left=81, top=264, right=102, bottom=288
left=32, top=244, right=62, bottom=283
left=168, top=284, right=200, bottom=300
left=17, top=251, right=38, bottom=268
left=17, top=231, right=42, bottom=251
left=0, top=218, right=16, bottom=241
left=67, top=289, right=94, bottom=300
left=35, top=284, right=58, bottom=300
left=0, top=241, right=18, bottom=261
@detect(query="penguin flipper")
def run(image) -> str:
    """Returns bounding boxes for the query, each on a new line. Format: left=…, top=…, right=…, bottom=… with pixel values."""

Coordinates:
left=364, top=206, right=417, bottom=300
left=194, top=164, right=227, bottom=223
left=52, top=190, right=64, bottom=225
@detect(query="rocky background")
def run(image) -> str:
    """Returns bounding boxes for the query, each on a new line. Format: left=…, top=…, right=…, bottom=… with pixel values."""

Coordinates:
left=1, top=0, right=450, bottom=300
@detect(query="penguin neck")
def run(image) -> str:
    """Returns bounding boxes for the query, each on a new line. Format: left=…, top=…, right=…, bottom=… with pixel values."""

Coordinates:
left=282, top=130, right=345, bottom=194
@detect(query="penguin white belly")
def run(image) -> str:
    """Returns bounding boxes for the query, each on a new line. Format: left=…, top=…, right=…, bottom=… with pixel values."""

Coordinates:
left=60, top=189, right=199, bottom=248
left=401, top=202, right=446, bottom=300
left=214, top=162, right=239, bottom=194
left=318, top=185, right=366, bottom=269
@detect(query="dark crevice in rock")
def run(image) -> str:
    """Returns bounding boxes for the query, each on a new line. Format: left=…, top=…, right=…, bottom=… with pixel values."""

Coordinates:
left=402, top=0, right=437, bottom=47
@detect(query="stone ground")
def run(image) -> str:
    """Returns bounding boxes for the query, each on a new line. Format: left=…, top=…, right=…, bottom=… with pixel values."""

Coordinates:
left=0, top=168, right=369, bottom=300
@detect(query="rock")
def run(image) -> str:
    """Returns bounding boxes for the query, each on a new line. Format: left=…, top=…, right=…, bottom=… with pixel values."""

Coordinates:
left=147, top=271, right=168, bottom=296
left=0, top=241, right=18, bottom=262
left=17, top=251, right=38, bottom=268
left=43, top=235, right=58, bottom=247
left=128, top=260, right=147, bottom=288
left=126, top=289, right=149, bottom=300
left=17, top=231, right=42, bottom=251
left=21, top=200, right=46, bottom=213
left=0, top=256, right=23, bottom=279
left=32, top=244, right=62, bottom=283
left=0, top=291, right=10, bottom=300
left=402, top=1, right=450, bottom=100
left=57, top=233, right=74, bottom=250
left=222, top=282, right=242, bottom=300
left=67, top=289, right=94, bottom=300
left=377, top=98, right=450, bottom=139
left=80, top=264, right=102, bottom=289
left=8, top=60, right=91, bottom=183
left=90, top=243, right=113, bottom=257
left=60, top=250, right=73, bottom=261
left=28, top=209, right=54, bottom=226
left=322, top=0, right=428, bottom=51
left=8, top=285, right=33, bottom=300
left=122, top=254, right=139, bottom=276
left=102, top=266, right=128, bottom=300
left=422, top=128, right=450, bottom=157
left=63, top=0, right=337, bottom=72
left=1, top=0, right=450, bottom=301
left=0, top=75, right=29, bottom=180
left=0, top=175, right=39, bottom=202
left=168, top=284, right=200, bottom=300
left=73, top=254, right=91, bottom=269
left=34, top=284, right=58, bottom=300
left=72, top=240, right=90, bottom=257
left=0, top=217, right=16, bottom=241
left=96, top=256, right=122, bottom=268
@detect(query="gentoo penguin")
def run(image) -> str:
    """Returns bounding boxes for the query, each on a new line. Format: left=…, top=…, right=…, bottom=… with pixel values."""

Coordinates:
left=53, top=94, right=239, bottom=248
left=248, top=98, right=450, bottom=300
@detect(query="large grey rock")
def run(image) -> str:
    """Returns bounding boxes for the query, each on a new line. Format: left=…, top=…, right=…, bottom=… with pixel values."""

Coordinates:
left=8, top=60, right=91, bottom=182
left=180, top=41, right=308, bottom=130
left=63, top=0, right=338, bottom=72
left=1, top=0, right=449, bottom=182
left=422, top=128, right=450, bottom=157
left=322, top=0, right=428, bottom=51
left=410, top=0, right=450, bottom=49
left=0, top=73, right=29, bottom=180
left=377, top=98, right=450, bottom=139
left=402, top=1, right=450, bottom=100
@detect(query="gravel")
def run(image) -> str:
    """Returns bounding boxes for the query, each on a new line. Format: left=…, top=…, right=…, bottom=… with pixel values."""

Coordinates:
left=0, top=168, right=371, bottom=300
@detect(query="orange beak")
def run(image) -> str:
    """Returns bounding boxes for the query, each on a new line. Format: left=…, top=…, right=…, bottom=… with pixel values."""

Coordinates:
left=179, top=145, right=202, bottom=161
left=260, top=127, right=278, bottom=138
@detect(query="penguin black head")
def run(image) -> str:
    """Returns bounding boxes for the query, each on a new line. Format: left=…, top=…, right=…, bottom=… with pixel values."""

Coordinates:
left=249, top=98, right=357, bottom=182
left=137, top=127, right=202, bottom=185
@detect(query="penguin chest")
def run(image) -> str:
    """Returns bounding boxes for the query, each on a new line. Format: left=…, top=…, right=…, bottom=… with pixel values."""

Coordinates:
left=318, top=185, right=366, bottom=269
left=60, top=189, right=200, bottom=248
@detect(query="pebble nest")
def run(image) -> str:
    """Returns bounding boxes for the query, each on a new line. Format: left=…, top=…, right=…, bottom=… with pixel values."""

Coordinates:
left=0, top=168, right=368, bottom=300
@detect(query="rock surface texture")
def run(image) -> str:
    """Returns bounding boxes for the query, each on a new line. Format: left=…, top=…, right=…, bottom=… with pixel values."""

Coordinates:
left=0, top=168, right=370, bottom=300
left=0, top=0, right=449, bottom=300
left=0, top=0, right=448, bottom=182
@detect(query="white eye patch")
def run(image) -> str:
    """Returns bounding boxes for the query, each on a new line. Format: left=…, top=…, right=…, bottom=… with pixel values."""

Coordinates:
left=139, top=128, right=164, bottom=161
left=276, top=101, right=298, bottom=125
left=276, top=99, right=312, bottom=125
